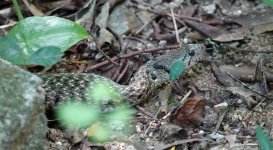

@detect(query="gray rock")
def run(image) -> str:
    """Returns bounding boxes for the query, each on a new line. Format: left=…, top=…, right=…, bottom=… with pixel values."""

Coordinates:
left=0, top=59, right=47, bottom=150
left=201, top=4, right=216, bottom=14
left=108, top=5, right=142, bottom=35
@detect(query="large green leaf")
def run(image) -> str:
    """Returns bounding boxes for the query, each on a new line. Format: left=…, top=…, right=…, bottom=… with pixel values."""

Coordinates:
left=29, top=46, right=63, bottom=67
left=170, top=60, right=185, bottom=81
left=7, top=16, right=89, bottom=55
left=0, top=36, right=63, bottom=66
left=0, top=36, right=29, bottom=64
left=263, top=0, right=273, bottom=7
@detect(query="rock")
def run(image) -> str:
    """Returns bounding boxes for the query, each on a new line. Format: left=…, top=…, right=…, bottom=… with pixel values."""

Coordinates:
left=201, top=4, right=216, bottom=14
left=104, top=141, right=138, bottom=150
left=108, top=5, right=142, bottom=35
left=0, top=59, right=47, bottom=149
left=209, top=132, right=225, bottom=142
left=213, top=102, right=228, bottom=113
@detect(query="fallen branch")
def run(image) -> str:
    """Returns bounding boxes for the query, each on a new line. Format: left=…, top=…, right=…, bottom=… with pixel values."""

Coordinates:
left=85, top=44, right=180, bottom=71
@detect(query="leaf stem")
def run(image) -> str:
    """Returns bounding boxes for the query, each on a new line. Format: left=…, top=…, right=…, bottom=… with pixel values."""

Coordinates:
left=11, top=0, right=24, bottom=21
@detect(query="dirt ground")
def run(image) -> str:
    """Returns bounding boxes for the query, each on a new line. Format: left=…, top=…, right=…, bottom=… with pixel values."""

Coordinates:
left=1, top=0, right=273, bottom=149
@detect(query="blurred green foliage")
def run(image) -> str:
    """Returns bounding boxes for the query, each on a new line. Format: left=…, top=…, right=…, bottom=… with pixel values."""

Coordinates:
left=57, top=79, right=134, bottom=143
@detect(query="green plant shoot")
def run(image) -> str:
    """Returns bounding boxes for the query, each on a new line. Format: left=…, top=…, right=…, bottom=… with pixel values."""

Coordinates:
left=256, top=126, right=272, bottom=150
left=170, top=60, right=185, bottom=81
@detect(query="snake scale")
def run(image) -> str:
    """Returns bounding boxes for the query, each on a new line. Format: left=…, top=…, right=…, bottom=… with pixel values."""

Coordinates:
left=40, top=44, right=206, bottom=109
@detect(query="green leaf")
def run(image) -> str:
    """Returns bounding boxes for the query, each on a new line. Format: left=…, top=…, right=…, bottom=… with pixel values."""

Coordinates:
left=256, top=126, right=272, bottom=150
left=0, top=36, right=29, bottom=64
left=106, top=105, right=134, bottom=123
left=170, top=60, right=185, bottom=81
left=7, top=16, right=89, bottom=55
left=56, top=102, right=99, bottom=129
left=88, top=123, right=110, bottom=143
left=87, top=79, right=123, bottom=103
left=104, top=106, right=134, bottom=138
left=0, top=36, right=63, bottom=66
left=29, top=46, right=63, bottom=67
left=263, top=0, right=273, bottom=7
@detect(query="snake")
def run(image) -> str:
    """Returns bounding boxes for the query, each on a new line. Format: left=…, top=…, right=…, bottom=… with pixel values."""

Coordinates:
left=40, top=44, right=206, bottom=109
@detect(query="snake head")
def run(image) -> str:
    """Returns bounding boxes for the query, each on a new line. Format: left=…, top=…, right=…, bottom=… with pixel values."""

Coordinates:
left=126, top=44, right=206, bottom=103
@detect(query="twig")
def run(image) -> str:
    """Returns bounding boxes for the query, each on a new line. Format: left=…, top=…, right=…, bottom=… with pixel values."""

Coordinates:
left=116, top=61, right=130, bottom=83
left=135, top=105, right=158, bottom=120
left=170, top=3, right=180, bottom=45
left=174, top=18, right=190, bottom=34
left=112, top=59, right=126, bottom=81
left=89, top=32, right=119, bottom=66
left=132, top=2, right=235, bottom=29
left=107, top=27, right=123, bottom=53
left=154, top=138, right=212, bottom=150
left=239, top=50, right=273, bottom=53
left=180, top=90, right=192, bottom=105
left=230, top=143, right=258, bottom=148
left=135, top=16, right=157, bottom=35
left=243, top=98, right=266, bottom=121
left=130, top=3, right=200, bottom=24
left=123, top=36, right=148, bottom=49
left=62, top=60, right=89, bottom=64
left=45, top=0, right=71, bottom=15
left=85, top=45, right=180, bottom=71
left=214, top=108, right=229, bottom=132
left=160, top=90, right=192, bottom=121
left=0, top=21, right=17, bottom=29
left=21, top=0, right=43, bottom=16
left=144, top=107, right=163, bottom=135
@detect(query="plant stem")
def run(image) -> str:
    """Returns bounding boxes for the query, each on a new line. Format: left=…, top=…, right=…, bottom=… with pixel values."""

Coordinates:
left=11, top=0, right=24, bottom=21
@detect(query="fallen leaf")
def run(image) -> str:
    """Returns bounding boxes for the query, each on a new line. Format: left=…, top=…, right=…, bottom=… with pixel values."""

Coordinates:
left=211, top=63, right=236, bottom=86
left=225, top=134, right=237, bottom=147
left=170, top=98, right=205, bottom=128
left=231, top=11, right=273, bottom=27
left=212, top=28, right=248, bottom=42
left=251, top=23, right=273, bottom=34
left=75, top=0, right=96, bottom=29
left=185, top=20, right=225, bottom=40
left=227, top=86, right=258, bottom=106
left=220, top=64, right=273, bottom=83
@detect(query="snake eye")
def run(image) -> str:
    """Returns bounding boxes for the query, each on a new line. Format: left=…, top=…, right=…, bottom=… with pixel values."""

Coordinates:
left=188, top=50, right=195, bottom=56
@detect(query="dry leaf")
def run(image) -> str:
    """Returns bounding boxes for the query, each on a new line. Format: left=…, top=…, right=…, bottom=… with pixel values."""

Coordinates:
left=170, top=98, right=205, bottom=128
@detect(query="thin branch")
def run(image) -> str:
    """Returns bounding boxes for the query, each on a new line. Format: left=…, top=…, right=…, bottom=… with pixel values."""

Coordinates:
left=170, top=3, right=180, bottom=45
left=89, top=32, right=119, bottom=65
left=85, top=44, right=180, bottom=71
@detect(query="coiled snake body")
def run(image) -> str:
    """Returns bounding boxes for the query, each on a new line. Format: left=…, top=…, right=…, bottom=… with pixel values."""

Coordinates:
left=40, top=44, right=206, bottom=108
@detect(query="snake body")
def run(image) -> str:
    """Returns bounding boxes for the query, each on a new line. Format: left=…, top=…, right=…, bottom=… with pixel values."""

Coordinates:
left=40, top=44, right=206, bottom=108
